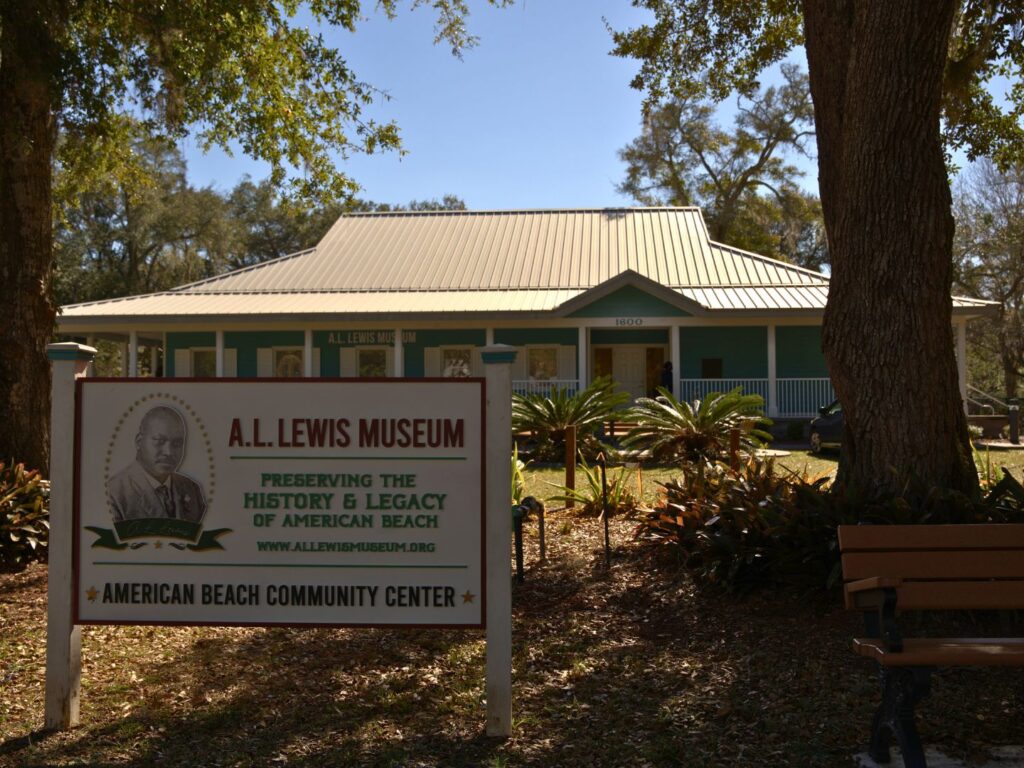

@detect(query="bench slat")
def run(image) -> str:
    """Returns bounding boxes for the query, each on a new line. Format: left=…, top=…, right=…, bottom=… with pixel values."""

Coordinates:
left=838, top=524, right=1024, bottom=552
left=853, top=637, right=1024, bottom=667
left=846, top=580, right=1024, bottom=611
left=842, top=550, right=1024, bottom=580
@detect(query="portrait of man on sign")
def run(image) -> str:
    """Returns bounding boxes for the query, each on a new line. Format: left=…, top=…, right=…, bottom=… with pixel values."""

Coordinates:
left=107, top=406, right=207, bottom=523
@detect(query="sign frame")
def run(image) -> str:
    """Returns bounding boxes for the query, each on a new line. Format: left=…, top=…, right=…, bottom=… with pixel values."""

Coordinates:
left=71, top=376, right=488, bottom=630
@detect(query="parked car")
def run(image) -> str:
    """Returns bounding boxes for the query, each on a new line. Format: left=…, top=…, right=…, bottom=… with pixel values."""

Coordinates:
left=809, top=400, right=843, bottom=453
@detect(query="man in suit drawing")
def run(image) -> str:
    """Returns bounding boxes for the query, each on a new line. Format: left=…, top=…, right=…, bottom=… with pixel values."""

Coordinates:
left=107, top=406, right=207, bottom=523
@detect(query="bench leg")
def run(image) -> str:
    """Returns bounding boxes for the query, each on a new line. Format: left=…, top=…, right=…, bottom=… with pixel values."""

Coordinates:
left=868, top=667, right=931, bottom=767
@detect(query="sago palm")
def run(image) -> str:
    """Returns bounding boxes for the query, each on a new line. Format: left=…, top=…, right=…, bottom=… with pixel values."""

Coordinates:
left=622, top=386, right=772, bottom=462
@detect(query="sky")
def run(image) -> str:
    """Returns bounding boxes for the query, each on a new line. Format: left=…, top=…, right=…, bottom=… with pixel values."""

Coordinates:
left=180, top=1, right=818, bottom=210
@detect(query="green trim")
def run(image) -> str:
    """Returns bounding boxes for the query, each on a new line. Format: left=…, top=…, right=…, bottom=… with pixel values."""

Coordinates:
left=679, top=326, right=767, bottom=378
left=482, top=350, right=517, bottom=364
left=776, top=326, right=828, bottom=377
left=590, top=328, right=669, bottom=345
left=569, top=285, right=690, bottom=318
left=494, top=328, right=576, bottom=346
left=48, top=346, right=97, bottom=362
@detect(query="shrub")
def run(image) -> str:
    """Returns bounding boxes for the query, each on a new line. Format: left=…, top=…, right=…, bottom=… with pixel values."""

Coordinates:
left=513, top=376, right=630, bottom=461
left=635, top=459, right=1024, bottom=593
left=548, top=454, right=642, bottom=518
left=621, top=387, right=772, bottom=463
left=1, top=461, right=50, bottom=570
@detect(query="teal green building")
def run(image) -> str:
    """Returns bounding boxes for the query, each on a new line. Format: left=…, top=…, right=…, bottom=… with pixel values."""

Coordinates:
left=58, top=208, right=992, bottom=418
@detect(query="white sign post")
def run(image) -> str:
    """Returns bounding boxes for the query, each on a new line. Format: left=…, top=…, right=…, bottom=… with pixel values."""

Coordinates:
left=46, top=342, right=95, bottom=729
left=46, top=345, right=516, bottom=735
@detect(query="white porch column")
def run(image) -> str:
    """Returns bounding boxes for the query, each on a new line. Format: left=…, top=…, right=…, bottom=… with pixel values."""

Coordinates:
left=120, top=340, right=128, bottom=378
left=393, top=327, right=404, bottom=377
left=669, top=324, right=681, bottom=400
left=485, top=327, right=495, bottom=346
left=304, top=329, right=314, bottom=377
left=577, top=326, right=588, bottom=392
left=216, top=330, right=225, bottom=377
left=767, top=323, right=778, bottom=418
left=128, top=331, right=139, bottom=377
left=162, top=332, right=168, bottom=378
left=957, top=321, right=968, bottom=414
left=149, top=346, right=158, bottom=378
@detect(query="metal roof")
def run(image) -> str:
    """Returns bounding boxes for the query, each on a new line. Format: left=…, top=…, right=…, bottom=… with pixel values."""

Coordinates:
left=59, top=208, right=996, bottom=323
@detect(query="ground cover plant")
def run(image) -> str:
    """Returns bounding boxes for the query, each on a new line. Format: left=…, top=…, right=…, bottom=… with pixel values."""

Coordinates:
left=0, top=462, right=50, bottom=571
left=3, top=491, right=1022, bottom=768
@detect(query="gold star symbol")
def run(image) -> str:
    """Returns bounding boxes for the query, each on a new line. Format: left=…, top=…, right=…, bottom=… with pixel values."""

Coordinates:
left=86, top=587, right=98, bottom=602
left=154, top=541, right=163, bottom=549
left=462, top=591, right=475, bottom=604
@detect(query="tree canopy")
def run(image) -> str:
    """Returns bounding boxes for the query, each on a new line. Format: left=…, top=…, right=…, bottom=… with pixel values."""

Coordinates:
left=0, top=0, right=501, bottom=472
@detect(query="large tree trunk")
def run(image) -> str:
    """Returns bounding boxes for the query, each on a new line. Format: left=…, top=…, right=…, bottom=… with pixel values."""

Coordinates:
left=803, top=1, right=978, bottom=496
left=0, top=5, right=65, bottom=474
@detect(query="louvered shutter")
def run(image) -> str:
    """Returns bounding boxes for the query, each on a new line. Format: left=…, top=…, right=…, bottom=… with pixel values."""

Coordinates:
left=257, top=348, right=273, bottom=377
left=424, top=348, right=441, bottom=377
left=470, top=348, right=484, bottom=377
left=173, top=349, right=191, bottom=378
left=224, top=349, right=238, bottom=377
left=557, top=346, right=577, bottom=383
left=340, top=348, right=357, bottom=377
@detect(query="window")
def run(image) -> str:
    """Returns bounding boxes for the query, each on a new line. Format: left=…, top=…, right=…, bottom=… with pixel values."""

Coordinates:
left=358, top=349, right=388, bottom=377
left=528, top=348, right=557, bottom=381
left=192, top=349, right=216, bottom=378
left=442, top=348, right=471, bottom=378
left=701, top=358, right=723, bottom=379
left=275, top=349, right=304, bottom=378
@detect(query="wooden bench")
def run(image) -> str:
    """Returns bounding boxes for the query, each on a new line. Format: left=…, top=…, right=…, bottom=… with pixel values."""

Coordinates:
left=838, top=524, right=1024, bottom=768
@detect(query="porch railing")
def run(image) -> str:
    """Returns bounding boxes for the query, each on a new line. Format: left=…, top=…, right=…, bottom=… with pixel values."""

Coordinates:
left=512, top=379, right=579, bottom=397
left=775, top=378, right=835, bottom=418
left=678, top=377, right=835, bottom=418
left=679, top=378, right=770, bottom=403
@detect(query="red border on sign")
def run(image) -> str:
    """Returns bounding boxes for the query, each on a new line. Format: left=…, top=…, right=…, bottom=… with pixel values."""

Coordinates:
left=72, top=377, right=487, bottom=630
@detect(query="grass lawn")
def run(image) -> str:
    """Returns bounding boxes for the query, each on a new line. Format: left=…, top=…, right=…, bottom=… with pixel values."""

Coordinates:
left=2, top=492, right=1021, bottom=767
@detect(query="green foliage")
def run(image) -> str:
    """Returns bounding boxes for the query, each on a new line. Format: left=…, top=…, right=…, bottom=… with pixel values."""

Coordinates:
left=0, top=462, right=50, bottom=571
left=547, top=455, right=641, bottom=519
left=512, top=377, right=630, bottom=462
left=953, top=159, right=1024, bottom=399
left=611, top=1, right=1024, bottom=167
left=622, top=386, right=772, bottom=463
left=511, top=444, right=527, bottom=505
left=637, top=458, right=1024, bottom=593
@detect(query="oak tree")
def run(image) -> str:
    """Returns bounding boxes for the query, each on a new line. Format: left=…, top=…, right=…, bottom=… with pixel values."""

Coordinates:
left=613, top=1, right=1024, bottom=496
left=0, top=0, right=501, bottom=472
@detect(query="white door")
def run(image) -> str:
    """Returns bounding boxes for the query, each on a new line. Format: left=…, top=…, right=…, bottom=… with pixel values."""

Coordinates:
left=613, top=347, right=646, bottom=400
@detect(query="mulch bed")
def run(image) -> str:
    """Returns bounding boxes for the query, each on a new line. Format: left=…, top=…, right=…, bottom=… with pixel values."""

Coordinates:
left=2, top=512, right=1021, bottom=767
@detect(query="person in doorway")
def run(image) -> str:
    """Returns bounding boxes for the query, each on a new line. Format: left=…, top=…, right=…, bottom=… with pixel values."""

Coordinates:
left=660, top=361, right=674, bottom=393
left=107, top=406, right=207, bottom=523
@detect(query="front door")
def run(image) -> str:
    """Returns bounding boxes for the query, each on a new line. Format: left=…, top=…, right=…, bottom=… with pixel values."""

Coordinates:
left=613, top=347, right=647, bottom=400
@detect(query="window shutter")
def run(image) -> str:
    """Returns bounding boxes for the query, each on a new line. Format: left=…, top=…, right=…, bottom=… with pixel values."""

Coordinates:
left=470, top=348, right=484, bottom=377
left=224, top=349, right=238, bottom=377
left=313, top=348, right=321, bottom=377
left=557, top=346, right=576, bottom=383
left=340, top=348, right=357, bottom=377
left=512, top=348, right=528, bottom=381
left=257, top=348, right=273, bottom=377
left=385, top=350, right=394, bottom=378
left=424, top=348, right=441, bottom=377
left=173, top=349, right=191, bottom=378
